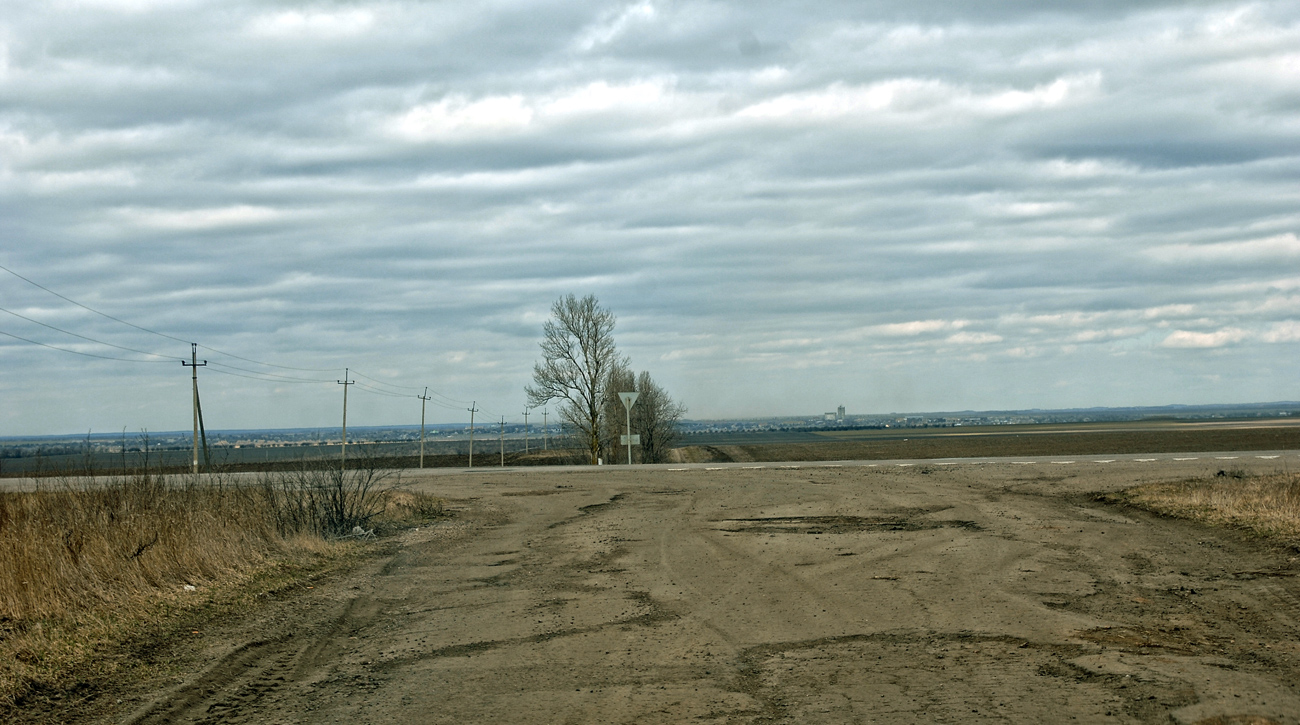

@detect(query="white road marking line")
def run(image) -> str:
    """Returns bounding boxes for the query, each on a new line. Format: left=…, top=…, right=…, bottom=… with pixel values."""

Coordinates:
left=742, top=466, right=765, bottom=469
left=1094, top=460, right=1115, bottom=463
left=1257, top=455, right=1279, bottom=459
left=820, top=464, right=843, bottom=468
left=1051, top=461, right=1075, bottom=464
left=1013, top=461, right=1034, bottom=465
left=705, top=467, right=725, bottom=470
left=668, top=468, right=688, bottom=471
left=1135, top=458, right=1157, bottom=462
left=897, top=463, right=914, bottom=467
left=1216, top=456, right=1238, bottom=460
left=1173, top=457, right=1198, bottom=461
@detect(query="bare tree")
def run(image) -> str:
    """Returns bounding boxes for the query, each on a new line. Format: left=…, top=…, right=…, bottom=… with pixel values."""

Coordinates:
left=600, top=366, right=686, bottom=465
left=526, top=294, right=625, bottom=465
left=631, top=370, right=686, bottom=463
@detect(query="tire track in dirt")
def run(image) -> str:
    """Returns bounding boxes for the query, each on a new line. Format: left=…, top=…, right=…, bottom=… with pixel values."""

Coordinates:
left=125, top=593, right=385, bottom=725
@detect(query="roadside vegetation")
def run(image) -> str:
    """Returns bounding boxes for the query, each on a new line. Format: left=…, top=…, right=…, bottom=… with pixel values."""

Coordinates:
left=0, top=460, right=444, bottom=709
left=525, top=293, right=686, bottom=465
left=1113, top=470, right=1300, bottom=546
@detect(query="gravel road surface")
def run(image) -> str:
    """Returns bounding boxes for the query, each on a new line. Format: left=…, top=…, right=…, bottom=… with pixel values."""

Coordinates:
left=122, top=456, right=1300, bottom=724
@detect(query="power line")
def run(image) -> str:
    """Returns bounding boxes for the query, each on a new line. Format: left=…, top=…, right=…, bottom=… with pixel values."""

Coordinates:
left=421, top=396, right=473, bottom=412
left=197, top=343, right=337, bottom=372
left=0, top=304, right=180, bottom=361
left=206, top=360, right=335, bottom=383
left=353, top=381, right=415, bottom=399
left=0, top=261, right=191, bottom=344
left=350, top=369, right=424, bottom=391
left=0, top=260, right=335, bottom=372
left=205, top=366, right=334, bottom=384
left=0, top=261, right=504, bottom=425
left=429, top=389, right=474, bottom=407
left=351, top=368, right=473, bottom=407
left=0, top=327, right=176, bottom=363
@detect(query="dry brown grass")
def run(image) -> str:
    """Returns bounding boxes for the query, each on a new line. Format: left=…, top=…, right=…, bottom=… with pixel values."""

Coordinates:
left=377, top=488, right=445, bottom=523
left=0, top=473, right=445, bottom=708
left=1118, top=471, right=1300, bottom=545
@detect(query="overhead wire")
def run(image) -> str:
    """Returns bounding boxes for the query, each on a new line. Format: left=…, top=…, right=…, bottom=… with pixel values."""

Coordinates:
left=348, top=370, right=472, bottom=407
left=350, top=382, right=472, bottom=414
left=353, top=382, right=415, bottom=399
left=1, top=261, right=506, bottom=420
left=206, top=366, right=336, bottom=384
left=351, top=368, right=477, bottom=411
left=206, top=360, right=336, bottom=383
left=198, top=344, right=337, bottom=373
left=350, top=369, right=423, bottom=391
left=0, top=261, right=335, bottom=372
left=0, top=261, right=191, bottom=344
left=0, top=328, right=176, bottom=363
left=0, top=304, right=182, bottom=361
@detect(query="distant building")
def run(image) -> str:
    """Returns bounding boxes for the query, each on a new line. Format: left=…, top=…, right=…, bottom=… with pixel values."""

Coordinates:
left=824, top=412, right=836, bottom=421
left=837, top=405, right=845, bottom=421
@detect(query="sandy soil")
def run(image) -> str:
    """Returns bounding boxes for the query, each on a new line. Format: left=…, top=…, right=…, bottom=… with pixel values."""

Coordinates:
left=95, top=456, right=1300, bottom=723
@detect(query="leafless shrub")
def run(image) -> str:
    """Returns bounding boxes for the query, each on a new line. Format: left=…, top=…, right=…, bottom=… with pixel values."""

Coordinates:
left=257, top=446, right=396, bottom=538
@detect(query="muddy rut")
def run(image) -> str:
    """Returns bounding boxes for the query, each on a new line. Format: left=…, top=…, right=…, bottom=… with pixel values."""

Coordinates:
left=113, top=460, right=1299, bottom=724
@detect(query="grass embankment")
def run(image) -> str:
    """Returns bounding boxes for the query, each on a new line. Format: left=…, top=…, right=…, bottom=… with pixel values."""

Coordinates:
left=1113, top=471, right=1300, bottom=546
left=0, top=471, right=444, bottom=710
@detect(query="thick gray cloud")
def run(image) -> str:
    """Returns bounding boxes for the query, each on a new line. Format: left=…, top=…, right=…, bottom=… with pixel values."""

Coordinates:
left=0, top=0, right=1297, bottom=435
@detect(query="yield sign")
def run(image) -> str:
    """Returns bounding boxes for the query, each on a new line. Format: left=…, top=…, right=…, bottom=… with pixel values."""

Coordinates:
left=618, top=391, right=639, bottom=410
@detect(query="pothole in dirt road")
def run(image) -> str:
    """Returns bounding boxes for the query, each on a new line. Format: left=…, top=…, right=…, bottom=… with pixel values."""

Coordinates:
left=547, top=494, right=629, bottom=530
left=580, top=494, right=627, bottom=513
left=1074, top=626, right=1219, bottom=657
left=716, top=514, right=980, bottom=535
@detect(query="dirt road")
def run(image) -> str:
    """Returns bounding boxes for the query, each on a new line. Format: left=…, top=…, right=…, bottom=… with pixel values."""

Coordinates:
left=121, top=457, right=1300, bottom=724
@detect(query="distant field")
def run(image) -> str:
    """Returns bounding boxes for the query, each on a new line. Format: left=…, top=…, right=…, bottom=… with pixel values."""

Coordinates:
left=4, top=418, right=1298, bottom=476
left=675, top=417, right=1300, bottom=463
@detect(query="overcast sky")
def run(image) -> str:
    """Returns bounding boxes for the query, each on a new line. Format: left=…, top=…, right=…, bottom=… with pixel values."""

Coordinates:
left=1, top=0, right=1297, bottom=436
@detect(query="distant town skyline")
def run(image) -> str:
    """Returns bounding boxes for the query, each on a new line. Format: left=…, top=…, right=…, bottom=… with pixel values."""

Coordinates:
left=1, top=1, right=1297, bottom=436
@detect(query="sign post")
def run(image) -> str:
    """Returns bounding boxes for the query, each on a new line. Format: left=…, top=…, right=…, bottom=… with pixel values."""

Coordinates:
left=618, top=391, right=639, bottom=465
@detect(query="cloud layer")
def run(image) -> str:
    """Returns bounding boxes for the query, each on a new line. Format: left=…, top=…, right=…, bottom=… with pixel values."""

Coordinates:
left=1, top=0, right=1298, bottom=434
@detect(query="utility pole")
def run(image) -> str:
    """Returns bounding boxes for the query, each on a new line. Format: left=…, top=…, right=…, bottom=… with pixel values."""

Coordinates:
left=418, top=387, right=432, bottom=469
left=467, top=401, right=478, bottom=468
left=522, top=409, right=530, bottom=454
left=182, top=343, right=207, bottom=475
left=499, top=416, right=505, bottom=466
left=338, top=368, right=354, bottom=472
left=543, top=408, right=548, bottom=450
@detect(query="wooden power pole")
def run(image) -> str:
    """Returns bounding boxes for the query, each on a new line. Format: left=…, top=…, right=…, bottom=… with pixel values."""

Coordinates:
left=418, top=387, right=432, bottom=469
left=338, top=368, right=354, bottom=472
left=467, top=401, right=478, bottom=468
left=182, top=343, right=207, bottom=474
